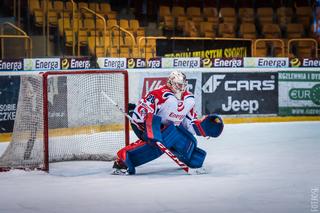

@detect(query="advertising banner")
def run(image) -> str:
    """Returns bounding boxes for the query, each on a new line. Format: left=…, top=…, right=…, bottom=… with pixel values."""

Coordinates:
left=0, top=76, right=20, bottom=133
left=202, top=72, right=278, bottom=115
left=97, top=58, right=127, bottom=69
left=161, top=57, right=200, bottom=68
left=61, top=57, right=92, bottom=70
left=244, top=57, right=289, bottom=68
left=127, top=58, right=147, bottom=68
left=289, top=58, right=320, bottom=67
left=157, top=39, right=251, bottom=58
left=128, top=69, right=202, bottom=115
left=147, top=58, right=162, bottom=68
left=279, top=71, right=320, bottom=115
left=23, top=58, right=61, bottom=71
left=141, top=77, right=197, bottom=98
left=200, top=58, right=244, bottom=68
left=0, top=59, right=24, bottom=71
left=126, top=58, right=163, bottom=68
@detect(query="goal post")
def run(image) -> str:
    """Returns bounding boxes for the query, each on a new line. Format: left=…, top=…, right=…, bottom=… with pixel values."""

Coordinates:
left=0, top=70, right=129, bottom=172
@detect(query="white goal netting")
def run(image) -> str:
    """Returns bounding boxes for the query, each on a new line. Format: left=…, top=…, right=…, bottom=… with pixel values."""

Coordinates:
left=0, top=71, right=128, bottom=171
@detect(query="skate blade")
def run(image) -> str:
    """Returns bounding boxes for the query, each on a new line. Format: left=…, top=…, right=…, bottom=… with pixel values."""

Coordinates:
left=111, top=169, right=129, bottom=176
left=188, top=167, right=208, bottom=175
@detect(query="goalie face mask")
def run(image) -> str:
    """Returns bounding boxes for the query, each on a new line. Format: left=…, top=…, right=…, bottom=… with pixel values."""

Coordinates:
left=167, top=71, right=188, bottom=99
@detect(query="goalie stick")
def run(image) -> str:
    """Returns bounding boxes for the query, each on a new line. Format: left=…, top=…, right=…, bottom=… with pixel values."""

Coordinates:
left=101, top=91, right=196, bottom=174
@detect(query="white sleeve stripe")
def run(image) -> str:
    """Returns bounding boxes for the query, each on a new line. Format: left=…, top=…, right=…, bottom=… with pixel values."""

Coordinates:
left=133, top=111, right=141, bottom=120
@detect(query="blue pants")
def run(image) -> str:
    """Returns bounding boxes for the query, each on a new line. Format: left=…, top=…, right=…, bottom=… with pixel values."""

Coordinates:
left=116, top=124, right=206, bottom=174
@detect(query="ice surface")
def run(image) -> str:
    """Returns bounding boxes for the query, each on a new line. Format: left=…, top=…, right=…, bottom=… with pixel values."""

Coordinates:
left=0, top=121, right=319, bottom=213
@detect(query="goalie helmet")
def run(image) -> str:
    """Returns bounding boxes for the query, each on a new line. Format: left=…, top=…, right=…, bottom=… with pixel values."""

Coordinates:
left=167, top=71, right=187, bottom=99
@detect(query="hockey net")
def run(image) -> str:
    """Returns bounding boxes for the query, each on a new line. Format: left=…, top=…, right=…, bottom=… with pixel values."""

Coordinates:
left=0, top=70, right=129, bottom=171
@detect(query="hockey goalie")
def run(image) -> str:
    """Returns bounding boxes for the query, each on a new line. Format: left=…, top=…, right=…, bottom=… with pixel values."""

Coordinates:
left=112, top=71, right=224, bottom=175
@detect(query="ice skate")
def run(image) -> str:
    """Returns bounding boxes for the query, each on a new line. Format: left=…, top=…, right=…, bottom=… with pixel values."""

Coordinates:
left=111, top=159, right=129, bottom=175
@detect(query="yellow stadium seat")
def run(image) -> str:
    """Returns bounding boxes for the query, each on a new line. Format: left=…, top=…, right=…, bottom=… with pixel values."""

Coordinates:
left=53, top=1, right=64, bottom=12
left=48, top=10, right=58, bottom=27
left=88, top=3, right=100, bottom=11
left=29, top=0, right=41, bottom=15
left=159, top=5, right=171, bottom=21
left=220, top=7, right=237, bottom=25
left=58, top=18, right=71, bottom=37
left=33, top=10, right=44, bottom=27
left=119, top=19, right=130, bottom=29
left=110, top=47, right=120, bottom=57
left=172, top=6, right=185, bottom=18
left=257, top=7, right=274, bottom=25
left=218, top=23, right=236, bottom=38
left=78, top=30, right=88, bottom=46
left=261, top=23, right=281, bottom=38
left=286, top=23, right=304, bottom=38
left=255, top=42, right=268, bottom=57
left=239, top=7, right=255, bottom=23
left=239, top=23, right=257, bottom=39
left=186, top=7, right=201, bottom=17
left=64, top=30, right=74, bottom=47
left=296, top=6, right=312, bottom=30
left=129, top=19, right=145, bottom=36
left=203, top=7, right=219, bottom=24
left=184, top=20, right=199, bottom=37
left=276, top=7, right=293, bottom=28
left=120, top=47, right=130, bottom=58
left=200, top=21, right=216, bottom=37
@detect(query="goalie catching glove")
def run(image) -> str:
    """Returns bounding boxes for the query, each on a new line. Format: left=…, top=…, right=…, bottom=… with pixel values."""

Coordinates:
left=193, top=114, right=224, bottom=138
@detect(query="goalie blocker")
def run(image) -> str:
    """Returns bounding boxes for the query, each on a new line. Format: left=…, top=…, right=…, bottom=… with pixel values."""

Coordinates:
left=193, top=114, right=224, bottom=138
left=116, top=113, right=223, bottom=175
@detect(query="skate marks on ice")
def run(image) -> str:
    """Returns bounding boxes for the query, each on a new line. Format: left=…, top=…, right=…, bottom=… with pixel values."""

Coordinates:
left=49, top=160, right=214, bottom=177
left=49, top=161, right=112, bottom=177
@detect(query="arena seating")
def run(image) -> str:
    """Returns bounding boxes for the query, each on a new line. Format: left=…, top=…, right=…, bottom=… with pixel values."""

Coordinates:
left=1, top=0, right=318, bottom=58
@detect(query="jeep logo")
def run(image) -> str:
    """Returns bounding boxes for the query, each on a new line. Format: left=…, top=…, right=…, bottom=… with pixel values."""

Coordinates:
left=222, top=96, right=259, bottom=113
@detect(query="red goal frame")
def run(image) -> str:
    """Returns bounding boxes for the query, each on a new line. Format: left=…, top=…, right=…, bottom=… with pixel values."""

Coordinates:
left=42, top=70, right=129, bottom=171
left=0, top=70, right=129, bottom=172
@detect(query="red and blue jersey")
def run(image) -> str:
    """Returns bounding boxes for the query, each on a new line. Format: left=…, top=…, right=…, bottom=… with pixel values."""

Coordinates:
left=131, top=85, right=197, bottom=134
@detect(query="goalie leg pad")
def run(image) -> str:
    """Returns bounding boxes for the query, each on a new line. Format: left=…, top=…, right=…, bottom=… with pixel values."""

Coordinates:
left=183, top=147, right=206, bottom=168
left=131, top=113, right=162, bottom=142
left=117, top=140, right=163, bottom=174
left=163, top=125, right=197, bottom=161
left=142, top=113, right=163, bottom=143
left=160, top=123, right=182, bottom=148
